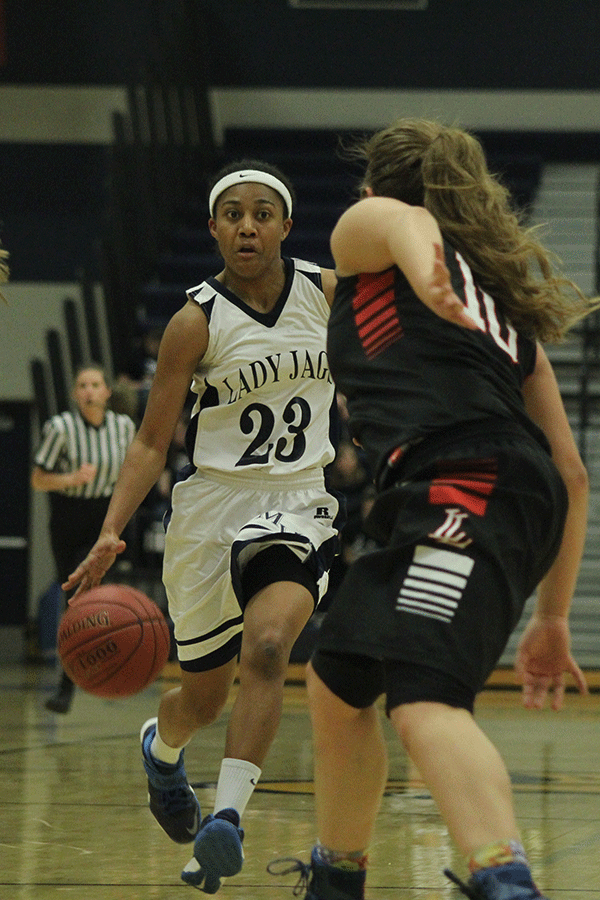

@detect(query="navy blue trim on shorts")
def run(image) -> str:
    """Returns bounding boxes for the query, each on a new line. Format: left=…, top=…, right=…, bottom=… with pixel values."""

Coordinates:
left=176, top=614, right=244, bottom=671
left=178, top=632, right=242, bottom=672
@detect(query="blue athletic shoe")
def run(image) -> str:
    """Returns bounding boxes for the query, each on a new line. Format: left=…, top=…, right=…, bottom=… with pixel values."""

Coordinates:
left=181, top=808, right=244, bottom=893
left=445, top=863, right=550, bottom=899
left=140, top=717, right=201, bottom=844
left=267, top=847, right=366, bottom=899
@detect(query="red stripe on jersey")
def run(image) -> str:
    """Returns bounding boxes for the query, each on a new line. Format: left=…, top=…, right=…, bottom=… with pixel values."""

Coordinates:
left=362, top=327, right=402, bottom=356
left=355, top=302, right=396, bottom=329
left=357, top=306, right=397, bottom=343
left=354, top=270, right=395, bottom=306
left=353, top=271, right=402, bottom=358
left=429, top=463, right=498, bottom=516
left=429, top=483, right=488, bottom=516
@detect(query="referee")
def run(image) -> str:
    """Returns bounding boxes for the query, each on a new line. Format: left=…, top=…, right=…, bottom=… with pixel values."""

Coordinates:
left=31, top=363, right=136, bottom=713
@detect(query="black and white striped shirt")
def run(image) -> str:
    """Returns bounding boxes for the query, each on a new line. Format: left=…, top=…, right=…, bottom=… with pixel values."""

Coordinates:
left=34, top=409, right=136, bottom=499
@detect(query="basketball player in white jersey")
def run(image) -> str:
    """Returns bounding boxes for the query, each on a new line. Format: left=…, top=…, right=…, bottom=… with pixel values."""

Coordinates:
left=64, top=160, right=342, bottom=892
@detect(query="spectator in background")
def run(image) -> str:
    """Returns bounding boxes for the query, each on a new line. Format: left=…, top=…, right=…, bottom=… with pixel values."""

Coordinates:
left=116, top=324, right=166, bottom=423
left=31, top=363, right=135, bottom=713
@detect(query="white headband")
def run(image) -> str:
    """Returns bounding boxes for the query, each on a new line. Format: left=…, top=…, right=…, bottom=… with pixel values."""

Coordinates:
left=209, top=169, right=293, bottom=218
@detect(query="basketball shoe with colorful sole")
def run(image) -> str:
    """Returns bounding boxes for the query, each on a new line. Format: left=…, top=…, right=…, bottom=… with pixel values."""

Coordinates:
left=445, top=863, right=550, bottom=899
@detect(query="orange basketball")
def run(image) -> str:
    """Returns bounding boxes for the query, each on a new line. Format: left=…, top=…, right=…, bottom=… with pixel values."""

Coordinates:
left=57, top=584, right=171, bottom=699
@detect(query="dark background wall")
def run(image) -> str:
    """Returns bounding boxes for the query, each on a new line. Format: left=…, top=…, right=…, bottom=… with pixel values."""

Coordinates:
left=0, top=144, right=108, bottom=281
left=1, top=2, right=164, bottom=84
left=1, top=0, right=600, bottom=282
left=2, top=1, right=600, bottom=89
left=188, top=0, right=600, bottom=90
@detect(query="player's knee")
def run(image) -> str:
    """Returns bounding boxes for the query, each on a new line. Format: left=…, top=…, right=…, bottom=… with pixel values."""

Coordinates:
left=242, top=634, right=289, bottom=682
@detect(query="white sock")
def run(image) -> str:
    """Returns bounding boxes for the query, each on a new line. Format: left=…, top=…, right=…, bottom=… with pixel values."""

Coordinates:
left=150, top=721, right=188, bottom=766
left=213, top=758, right=262, bottom=819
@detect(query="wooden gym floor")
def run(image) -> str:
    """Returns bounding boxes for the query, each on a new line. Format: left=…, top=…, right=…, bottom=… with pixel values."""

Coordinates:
left=1, top=660, right=599, bottom=899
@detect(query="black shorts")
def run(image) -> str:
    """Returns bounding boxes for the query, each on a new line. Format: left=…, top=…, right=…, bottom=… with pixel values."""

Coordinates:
left=311, top=650, right=477, bottom=714
left=313, top=435, right=567, bottom=710
left=240, top=544, right=319, bottom=608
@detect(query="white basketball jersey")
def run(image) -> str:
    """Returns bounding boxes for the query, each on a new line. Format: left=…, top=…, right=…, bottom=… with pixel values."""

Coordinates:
left=186, top=258, right=337, bottom=477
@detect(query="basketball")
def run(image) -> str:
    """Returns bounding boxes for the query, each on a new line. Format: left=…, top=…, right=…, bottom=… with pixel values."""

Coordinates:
left=57, top=584, right=171, bottom=699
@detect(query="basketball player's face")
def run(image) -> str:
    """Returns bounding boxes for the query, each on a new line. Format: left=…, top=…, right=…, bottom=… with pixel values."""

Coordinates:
left=209, top=183, right=291, bottom=277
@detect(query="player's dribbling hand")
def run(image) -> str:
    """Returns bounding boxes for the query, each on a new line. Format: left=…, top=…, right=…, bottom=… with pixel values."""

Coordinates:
left=62, top=530, right=127, bottom=600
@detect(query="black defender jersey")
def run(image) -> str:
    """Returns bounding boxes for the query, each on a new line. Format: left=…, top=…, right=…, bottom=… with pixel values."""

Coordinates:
left=327, top=240, right=549, bottom=482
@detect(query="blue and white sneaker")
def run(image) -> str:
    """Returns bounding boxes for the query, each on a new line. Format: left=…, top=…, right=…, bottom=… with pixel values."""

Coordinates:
left=140, top=717, right=200, bottom=844
left=445, top=863, right=550, bottom=899
left=181, top=808, right=244, bottom=893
